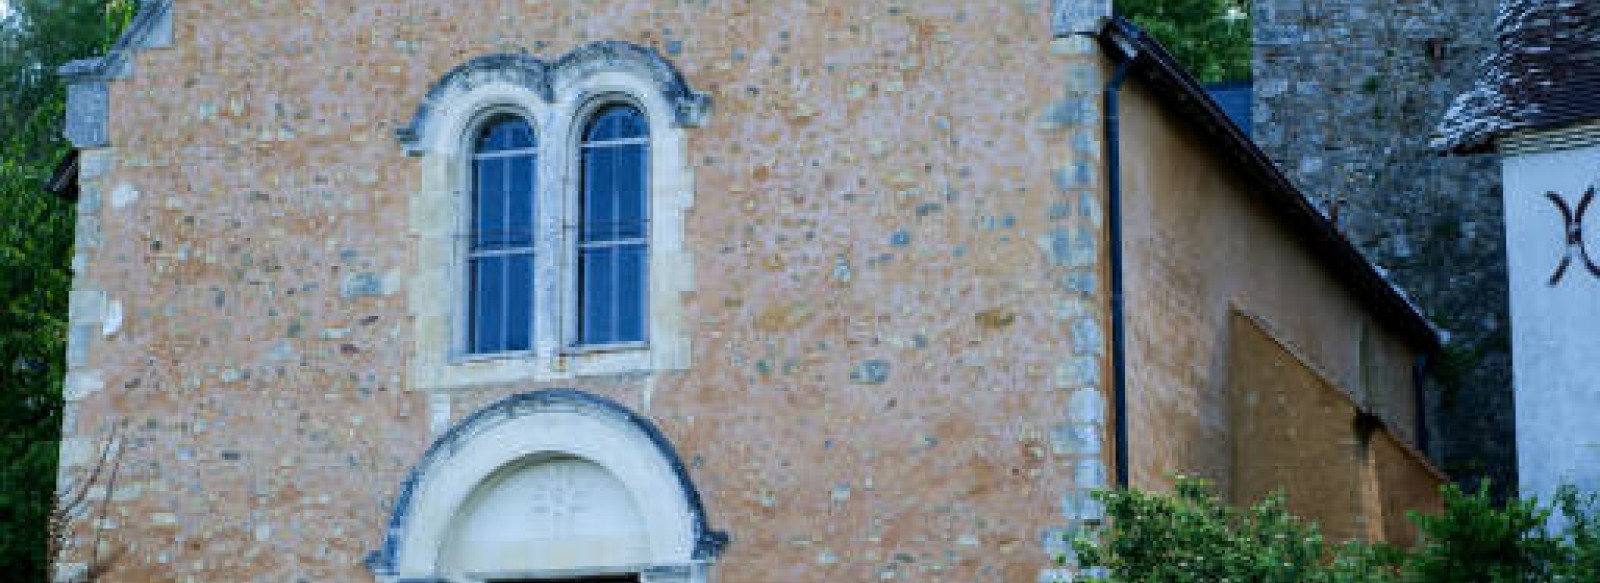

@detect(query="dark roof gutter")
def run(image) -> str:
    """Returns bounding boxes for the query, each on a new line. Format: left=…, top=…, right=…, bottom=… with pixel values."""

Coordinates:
left=45, top=150, right=80, bottom=202
left=1097, top=17, right=1443, bottom=353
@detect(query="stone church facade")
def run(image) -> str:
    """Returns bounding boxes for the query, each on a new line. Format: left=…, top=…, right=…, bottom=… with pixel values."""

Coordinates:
left=51, top=2, right=1446, bottom=581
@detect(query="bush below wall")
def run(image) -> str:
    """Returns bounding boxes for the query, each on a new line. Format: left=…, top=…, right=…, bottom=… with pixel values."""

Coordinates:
left=1064, top=477, right=1600, bottom=583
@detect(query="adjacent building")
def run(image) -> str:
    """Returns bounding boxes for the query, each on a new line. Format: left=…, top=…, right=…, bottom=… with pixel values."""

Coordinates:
left=1437, top=0, right=1600, bottom=503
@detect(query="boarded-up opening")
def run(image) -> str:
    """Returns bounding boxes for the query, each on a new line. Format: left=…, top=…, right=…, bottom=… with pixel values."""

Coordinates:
left=1228, top=311, right=1370, bottom=541
left=1227, top=311, right=1445, bottom=544
left=1372, top=429, right=1447, bottom=546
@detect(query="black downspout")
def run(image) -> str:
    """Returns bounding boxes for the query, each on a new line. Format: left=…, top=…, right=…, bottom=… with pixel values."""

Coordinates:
left=1105, top=38, right=1139, bottom=490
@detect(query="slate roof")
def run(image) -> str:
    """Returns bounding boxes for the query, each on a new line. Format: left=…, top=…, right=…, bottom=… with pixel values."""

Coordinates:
left=1435, top=0, right=1600, bottom=152
left=1205, top=81, right=1254, bottom=137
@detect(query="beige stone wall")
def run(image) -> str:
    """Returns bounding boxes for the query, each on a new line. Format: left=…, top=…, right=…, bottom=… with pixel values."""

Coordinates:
left=1116, top=80, right=1430, bottom=487
left=62, top=2, right=1113, bottom=581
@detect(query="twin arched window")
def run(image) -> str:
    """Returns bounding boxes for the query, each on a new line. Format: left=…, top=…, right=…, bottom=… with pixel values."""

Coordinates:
left=466, top=104, right=649, bottom=356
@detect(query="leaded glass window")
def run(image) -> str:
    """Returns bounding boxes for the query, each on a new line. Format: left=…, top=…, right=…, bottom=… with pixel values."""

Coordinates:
left=468, top=117, right=537, bottom=355
left=577, top=104, right=649, bottom=346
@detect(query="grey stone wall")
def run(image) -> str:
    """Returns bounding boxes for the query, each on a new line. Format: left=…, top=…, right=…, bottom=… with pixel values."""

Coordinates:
left=1253, top=0, right=1516, bottom=496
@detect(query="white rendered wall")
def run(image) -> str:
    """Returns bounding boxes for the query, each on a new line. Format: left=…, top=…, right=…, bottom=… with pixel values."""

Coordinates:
left=1501, top=141, right=1600, bottom=502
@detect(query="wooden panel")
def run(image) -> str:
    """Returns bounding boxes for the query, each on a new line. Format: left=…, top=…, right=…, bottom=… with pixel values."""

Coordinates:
left=1371, top=429, right=1446, bottom=546
left=1228, top=312, right=1372, bottom=542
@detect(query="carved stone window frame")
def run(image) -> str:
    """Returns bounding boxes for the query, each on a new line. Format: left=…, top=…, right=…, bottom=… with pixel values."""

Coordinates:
left=401, top=43, right=708, bottom=391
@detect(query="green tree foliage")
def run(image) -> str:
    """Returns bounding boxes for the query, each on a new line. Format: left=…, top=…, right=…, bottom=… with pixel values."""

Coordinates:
left=1552, top=486, right=1600, bottom=581
left=1071, top=477, right=1364, bottom=583
left=1071, top=478, right=1600, bottom=583
left=1407, top=484, right=1560, bottom=583
left=1403, top=483, right=1600, bottom=583
left=0, top=0, right=134, bottom=579
left=1116, top=0, right=1252, bottom=83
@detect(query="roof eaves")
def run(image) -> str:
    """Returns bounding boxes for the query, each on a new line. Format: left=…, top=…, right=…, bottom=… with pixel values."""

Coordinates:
left=1098, top=17, right=1444, bottom=352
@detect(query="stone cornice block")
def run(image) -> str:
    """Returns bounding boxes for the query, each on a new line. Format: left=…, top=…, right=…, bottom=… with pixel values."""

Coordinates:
left=55, top=0, right=173, bottom=148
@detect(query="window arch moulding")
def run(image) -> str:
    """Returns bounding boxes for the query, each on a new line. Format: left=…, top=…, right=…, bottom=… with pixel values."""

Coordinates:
left=365, top=390, right=730, bottom=583
left=401, top=42, right=708, bottom=391
left=396, top=42, right=710, bottom=156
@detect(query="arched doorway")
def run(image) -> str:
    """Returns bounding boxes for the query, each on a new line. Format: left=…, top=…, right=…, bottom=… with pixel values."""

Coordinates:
left=367, top=391, right=727, bottom=583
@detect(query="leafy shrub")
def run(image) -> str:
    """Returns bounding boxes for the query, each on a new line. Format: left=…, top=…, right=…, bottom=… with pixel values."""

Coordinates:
left=1068, top=477, right=1600, bottom=583
left=1071, top=476, right=1335, bottom=583
left=1552, top=485, right=1600, bottom=582
left=1407, top=483, right=1558, bottom=583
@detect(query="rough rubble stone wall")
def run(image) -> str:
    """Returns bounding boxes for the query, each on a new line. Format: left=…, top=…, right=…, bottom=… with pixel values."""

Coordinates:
left=56, top=1, right=1113, bottom=581
left=1253, top=0, right=1516, bottom=495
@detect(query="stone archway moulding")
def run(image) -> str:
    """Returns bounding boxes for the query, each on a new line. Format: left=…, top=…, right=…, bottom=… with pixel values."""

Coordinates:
left=366, top=390, right=728, bottom=583
left=396, top=41, right=711, bottom=156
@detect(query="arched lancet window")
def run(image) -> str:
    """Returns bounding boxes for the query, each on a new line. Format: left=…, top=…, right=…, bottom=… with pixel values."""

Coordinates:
left=578, top=104, right=649, bottom=346
left=468, top=116, right=537, bottom=355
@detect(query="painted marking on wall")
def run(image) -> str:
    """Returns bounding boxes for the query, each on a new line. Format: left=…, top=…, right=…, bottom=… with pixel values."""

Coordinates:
left=1545, top=188, right=1600, bottom=286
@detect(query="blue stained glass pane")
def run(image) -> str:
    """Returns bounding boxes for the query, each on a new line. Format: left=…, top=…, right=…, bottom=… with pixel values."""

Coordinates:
left=578, top=245, right=647, bottom=345
left=581, top=145, right=648, bottom=242
left=580, top=248, right=617, bottom=345
left=470, top=256, right=507, bottom=354
left=477, top=117, right=536, bottom=152
left=467, top=116, right=536, bottom=356
left=508, top=122, right=535, bottom=148
left=583, top=148, right=616, bottom=243
left=615, top=244, right=647, bottom=342
left=473, top=158, right=506, bottom=250
left=506, top=154, right=535, bottom=247
left=584, top=105, right=647, bottom=142
left=577, top=104, right=648, bottom=346
left=503, top=254, right=533, bottom=352
left=585, top=113, right=611, bottom=142
left=615, top=145, right=647, bottom=240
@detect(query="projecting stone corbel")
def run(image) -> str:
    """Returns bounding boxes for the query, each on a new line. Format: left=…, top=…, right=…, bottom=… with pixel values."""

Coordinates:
left=56, top=0, right=174, bottom=149
left=1054, top=0, right=1112, bottom=37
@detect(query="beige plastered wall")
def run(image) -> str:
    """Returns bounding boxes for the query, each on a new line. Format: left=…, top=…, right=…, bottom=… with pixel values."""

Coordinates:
left=59, top=2, right=1115, bottom=581
left=1115, top=80, right=1429, bottom=496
